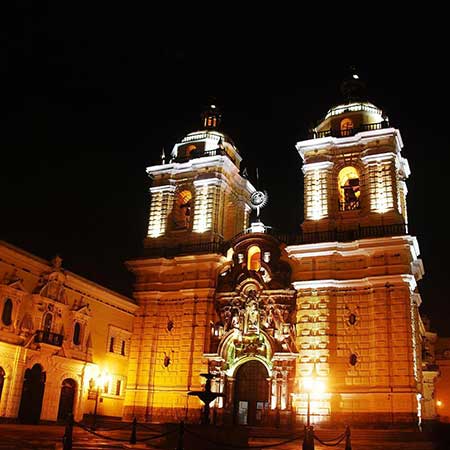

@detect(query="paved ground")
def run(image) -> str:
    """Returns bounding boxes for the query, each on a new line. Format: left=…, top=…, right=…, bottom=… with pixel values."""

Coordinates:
left=0, top=422, right=448, bottom=449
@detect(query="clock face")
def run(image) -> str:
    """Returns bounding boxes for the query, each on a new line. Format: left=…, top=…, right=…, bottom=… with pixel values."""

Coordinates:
left=250, top=190, right=268, bottom=209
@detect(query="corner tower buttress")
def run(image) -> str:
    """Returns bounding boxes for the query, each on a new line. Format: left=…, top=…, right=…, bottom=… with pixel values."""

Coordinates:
left=145, top=104, right=255, bottom=253
left=296, top=72, right=410, bottom=236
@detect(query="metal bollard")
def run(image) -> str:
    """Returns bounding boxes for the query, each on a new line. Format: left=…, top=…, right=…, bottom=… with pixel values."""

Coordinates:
left=345, top=425, right=352, bottom=450
left=62, top=413, right=74, bottom=450
left=130, top=417, right=137, bottom=445
left=302, top=425, right=315, bottom=450
left=176, top=420, right=184, bottom=450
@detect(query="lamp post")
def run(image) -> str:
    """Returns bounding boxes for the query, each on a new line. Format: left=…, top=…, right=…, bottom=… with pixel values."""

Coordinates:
left=93, top=382, right=100, bottom=430
left=301, top=377, right=325, bottom=450
left=91, top=372, right=110, bottom=430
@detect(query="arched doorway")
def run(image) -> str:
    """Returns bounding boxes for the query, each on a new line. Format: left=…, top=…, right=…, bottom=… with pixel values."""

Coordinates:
left=57, top=378, right=77, bottom=421
left=18, top=364, right=46, bottom=424
left=234, top=360, right=269, bottom=425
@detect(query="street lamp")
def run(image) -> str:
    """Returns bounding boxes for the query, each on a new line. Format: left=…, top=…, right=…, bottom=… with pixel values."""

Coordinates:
left=91, top=372, right=110, bottom=430
left=301, top=377, right=326, bottom=450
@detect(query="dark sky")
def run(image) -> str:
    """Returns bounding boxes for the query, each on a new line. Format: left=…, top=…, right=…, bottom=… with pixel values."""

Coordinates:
left=2, top=4, right=449, bottom=335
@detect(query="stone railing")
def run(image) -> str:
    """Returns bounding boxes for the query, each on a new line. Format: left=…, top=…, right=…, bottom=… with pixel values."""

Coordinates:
left=142, top=224, right=407, bottom=258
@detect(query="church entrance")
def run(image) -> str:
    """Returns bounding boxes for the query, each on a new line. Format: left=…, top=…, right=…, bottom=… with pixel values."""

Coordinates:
left=57, top=378, right=77, bottom=421
left=18, top=364, right=46, bottom=424
left=234, top=360, right=269, bottom=425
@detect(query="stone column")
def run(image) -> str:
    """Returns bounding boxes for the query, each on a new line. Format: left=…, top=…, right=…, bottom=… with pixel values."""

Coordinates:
left=271, top=377, right=277, bottom=409
left=281, top=370, right=288, bottom=410
left=226, top=377, right=234, bottom=408
left=5, top=347, right=27, bottom=418
left=40, top=377, right=59, bottom=421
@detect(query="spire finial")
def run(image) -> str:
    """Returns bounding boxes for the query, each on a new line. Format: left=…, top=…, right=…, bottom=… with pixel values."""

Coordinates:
left=340, top=66, right=367, bottom=103
left=161, top=147, right=166, bottom=165
left=201, top=98, right=222, bottom=129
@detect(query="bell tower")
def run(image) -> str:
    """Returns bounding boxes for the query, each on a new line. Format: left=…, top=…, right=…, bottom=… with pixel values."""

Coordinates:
left=288, top=72, right=425, bottom=425
left=297, top=71, right=410, bottom=237
left=145, top=103, right=255, bottom=254
left=123, top=104, right=256, bottom=422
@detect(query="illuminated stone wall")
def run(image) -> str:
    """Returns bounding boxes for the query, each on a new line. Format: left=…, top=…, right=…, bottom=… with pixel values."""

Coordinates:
left=144, top=156, right=254, bottom=249
left=123, top=254, right=224, bottom=422
left=147, top=185, right=176, bottom=238
left=303, top=162, right=333, bottom=221
left=288, top=235, right=424, bottom=424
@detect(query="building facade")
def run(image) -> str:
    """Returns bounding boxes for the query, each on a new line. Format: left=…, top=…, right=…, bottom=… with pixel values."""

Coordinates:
left=122, top=76, right=429, bottom=427
left=0, top=76, right=432, bottom=427
left=0, top=241, right=138, bottom=423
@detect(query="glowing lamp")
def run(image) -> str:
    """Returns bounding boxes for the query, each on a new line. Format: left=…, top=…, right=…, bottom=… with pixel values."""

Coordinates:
left=302, top=377, right=326, bottom=393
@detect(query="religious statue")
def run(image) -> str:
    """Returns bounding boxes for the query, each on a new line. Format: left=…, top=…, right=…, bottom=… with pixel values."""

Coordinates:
left=244, top=300, right=259, bottom=334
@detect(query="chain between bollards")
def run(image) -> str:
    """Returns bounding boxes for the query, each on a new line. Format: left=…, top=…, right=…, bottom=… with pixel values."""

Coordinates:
left=129, top=417, right=137, bottom=444
left=62, top=413, right=74, bottom=450
left=176, top=420, right=184, bottom=450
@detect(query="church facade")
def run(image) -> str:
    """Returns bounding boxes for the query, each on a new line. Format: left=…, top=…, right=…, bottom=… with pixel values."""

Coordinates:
left=0, top=75, right=433, bottom=427
left=122, top=77, right=429, bottom=427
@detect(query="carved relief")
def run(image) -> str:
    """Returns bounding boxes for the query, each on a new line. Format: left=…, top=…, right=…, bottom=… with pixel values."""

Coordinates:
left=33, top=256, right=67, bottom=304
left=217, top=236, right=291, bottom=292
left=213, top=235, right=297, bottom=376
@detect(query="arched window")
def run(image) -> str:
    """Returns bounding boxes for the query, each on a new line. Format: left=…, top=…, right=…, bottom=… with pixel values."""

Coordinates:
left=73, top=322, right=81, bottom=345
left=338, top=166, right=360, bottom=211
left=247, top=246, right=261, bottom=271
left=173, top=190, right=193, bottom=229
left=340, top=118, right=354, bottom=136
left=43, top=313, right=53, bottom=332
left=0, top=367, right=5, bottom=402
left=1, top=298, right=13, bottom=326
left=186, top=144, right=197, bottom=156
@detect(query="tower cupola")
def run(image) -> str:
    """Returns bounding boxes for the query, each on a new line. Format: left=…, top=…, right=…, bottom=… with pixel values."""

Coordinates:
left=144, top=104, right=255, bottom=250
left=312, top=71, right=389, bottom=139
left=170, top=102, right=242, bottom=169
left=201, top=103, right=222, bottom=129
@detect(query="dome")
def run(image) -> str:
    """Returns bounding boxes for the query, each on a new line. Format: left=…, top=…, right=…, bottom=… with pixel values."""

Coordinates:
left=314, top=100, right=387, bottom=135
left=312, top=71, right=389, bottom=138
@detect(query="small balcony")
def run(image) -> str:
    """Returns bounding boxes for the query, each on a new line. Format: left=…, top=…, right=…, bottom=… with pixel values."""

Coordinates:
left=34, top=330, right=64, bottom=347
left=143, top=224, right=408, bottom=258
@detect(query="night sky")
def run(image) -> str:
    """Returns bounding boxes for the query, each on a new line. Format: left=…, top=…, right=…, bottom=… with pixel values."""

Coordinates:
left=2, top=4, right=449, bottom=336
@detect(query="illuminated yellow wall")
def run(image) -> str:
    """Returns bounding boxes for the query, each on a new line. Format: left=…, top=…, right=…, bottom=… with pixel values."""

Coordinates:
left=288, top=235, right=423, bottom=423
left=123, top=254, right=223, bottom=422
left=147, top=185, right=175, bottom=238
left=304, top=163, right=332, bottom=221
